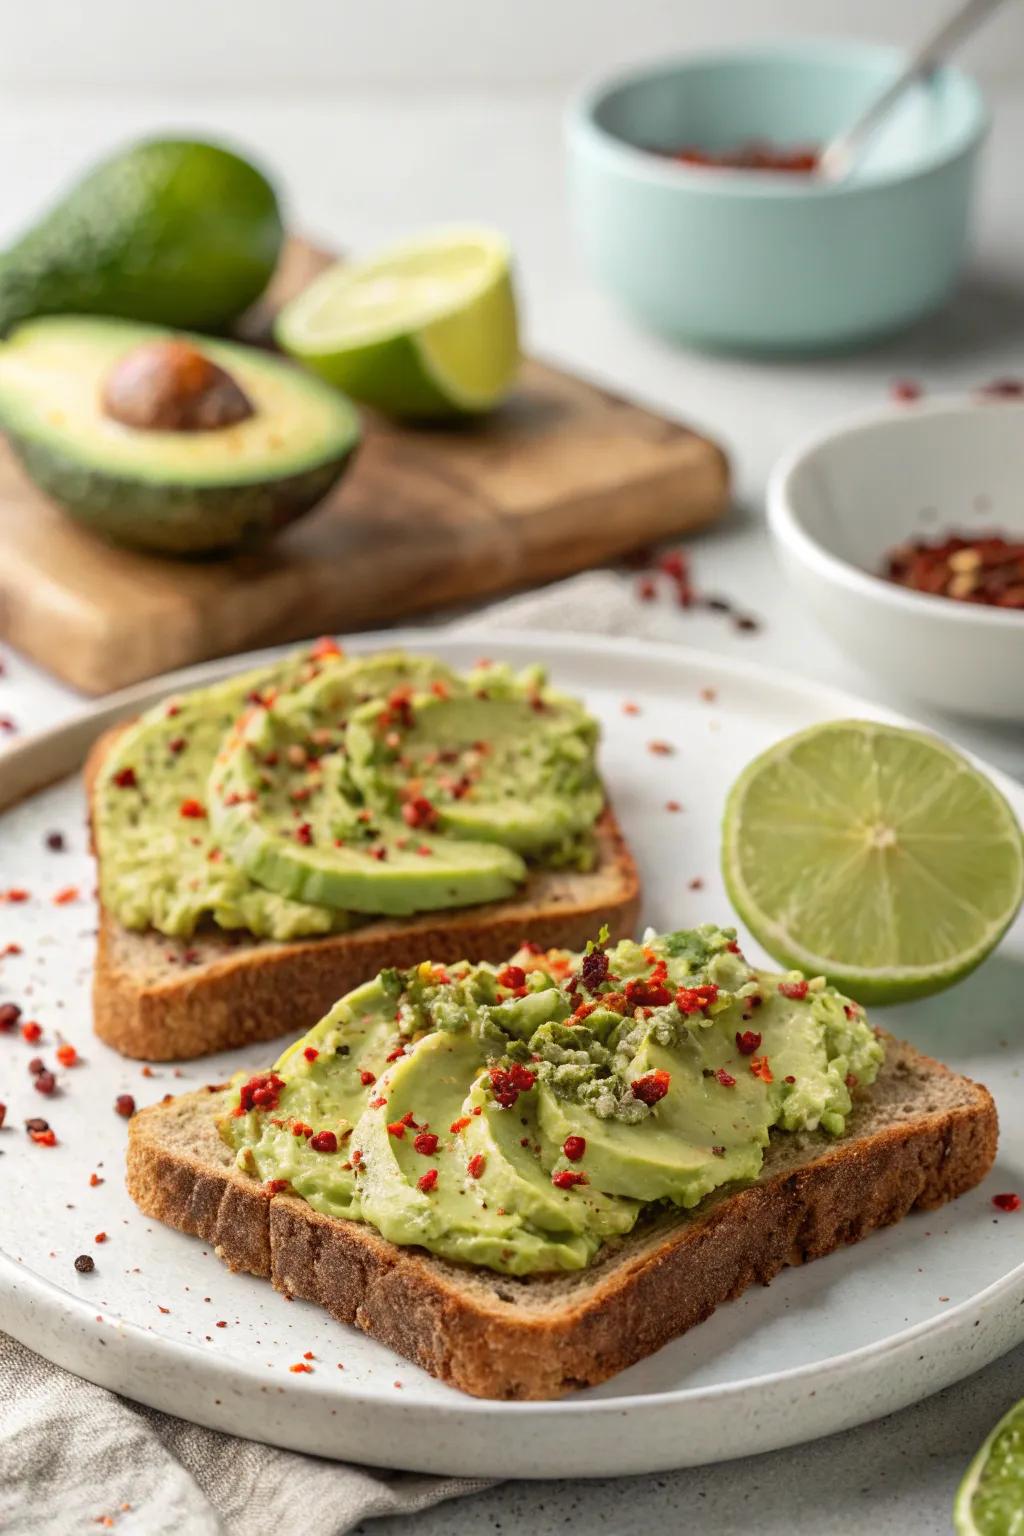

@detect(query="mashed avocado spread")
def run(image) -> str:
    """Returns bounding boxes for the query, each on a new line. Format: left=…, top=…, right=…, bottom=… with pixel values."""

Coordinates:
left=94, top=642, right=603, bottom=940
left=220, top=927, right=885, bottom=1275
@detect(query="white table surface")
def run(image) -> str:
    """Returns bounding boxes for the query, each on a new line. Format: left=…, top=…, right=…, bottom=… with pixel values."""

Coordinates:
left=2, top=82, right=1023, bottom=1535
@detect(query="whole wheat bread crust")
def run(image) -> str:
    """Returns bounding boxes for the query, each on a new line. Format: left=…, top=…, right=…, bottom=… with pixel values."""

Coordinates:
left=126, top=1037, right=997, bottom=1399
left=87, top=726, right=641, bottom=1060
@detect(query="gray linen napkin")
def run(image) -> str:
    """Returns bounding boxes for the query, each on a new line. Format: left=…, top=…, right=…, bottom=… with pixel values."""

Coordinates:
left=0, top=572, right=637, bottom=1536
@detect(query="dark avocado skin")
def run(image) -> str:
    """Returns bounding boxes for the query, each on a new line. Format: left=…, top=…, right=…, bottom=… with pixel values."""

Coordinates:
left=0, top=139, right=283, bottom=336
left=6, top=428, right=359, bottom=557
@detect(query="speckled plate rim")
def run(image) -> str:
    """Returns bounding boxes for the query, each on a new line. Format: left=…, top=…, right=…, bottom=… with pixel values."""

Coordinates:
left=1, top=627, right=1022, bottom=1478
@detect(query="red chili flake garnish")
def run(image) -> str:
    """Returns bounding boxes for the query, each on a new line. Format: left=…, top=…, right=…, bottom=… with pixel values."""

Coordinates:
left=993, top=1192, right=1021, bottom=1212
left=295, top=822, right=314, bottom=846
left=488, top=1062, right=536, bottom=1109
left=368, top=1096, right=388, bottom=1109
left=178, top=799, right=205, bottom=820
left=665, top=800, right=682, bottom=813
left=631, top=1069, right=671, bottom=1105
left=778, top=979, right=809, bottom=1001
left=416, top=844, right=433, bottom=857
left=303, top=1047, right=319, bottom=1062
left=2, top=890, right=29, bottom=906
left=266, top=1178, right=290, bottom=1194
left=89, top=1172, right=103, bottom=1187
left=562, top=1135, right=586, bottom=1162
left=883, top=531, right=1024, bottom=610
left=51, top=885, right=79, bottom=907
left=402, top=796, right=438, bottom=830
left=28, top=1056, right=45, bottom=1075
left=726, top=941, right=741, bottom=954
left=635, top=576, right=657, bottom=602
left=413, top=1131, right=439, bottom=1156
left=112, top=766, right=137, bottom=789
left=369, top=845, right=388, bottom=861
left=400, top=1110, right=418, bottom=1128
left=625, top=975, right=672, bottom=1008
left=29, top=1128, right=56, bottom=1146
left=95, top=1232, right=108, bottom=1244
left=417, top=1168, right=439, bottom=1193
left=359, top=1070, right=376, bottom=1087
left=450, top=1116, right=471, bottom=1134
left=0, top=1103, right=5, bottom=1128
left=0, top=1003, right=20, bottom=1031
left=309, top=636, right=342, bottom=659
left=675, top=983, right=719, bottom=1015
left=56, top=1044, right=78, bottom=1068
left=688, top=876, right=704, bottom=891
left=1, top=944, right=22, bottom=958
left=735, top=1030, right=761, bottom=1056
left=167, top=736, right=187, bottom=755
left=750, top=1056, right=773, bottom=1084
left=714, top=1068, right=737, bottom=1088
left=466, top=1153, right=486, bottom=1179
left=979, top=378, right=1024, bottom=399
left=289, top=1361, right=314, bottom=1374
left=387, top=1120, right=407, bottom=1139
left=648, top=740, right=675, bottom=756
left=20, top=1020, right=42, bottom=1043
left=552, top=1169, right=588, bottom=1189
left=496, top=964, right=527, bottom=990
left=290, top=1121, right=313, bottom=1139
left=236, top=1074, right=284, bottom=1114
left=784, top=1075, right=796, bottom=1085
left=386, top=1045, right=406, bottom=1062
left=0, top=716, right=16, bottom=734
left=309, top=1130, right=338, bottom=1154
left=34, top=1071, right=56, bottom=1096
left=845, top=1072, right=859, bottom=1090
left=890, top=379, right=923, bottom=402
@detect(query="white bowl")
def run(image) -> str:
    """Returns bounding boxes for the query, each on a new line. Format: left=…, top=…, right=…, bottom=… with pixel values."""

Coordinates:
left=768, top=399, right=1024, bottom=722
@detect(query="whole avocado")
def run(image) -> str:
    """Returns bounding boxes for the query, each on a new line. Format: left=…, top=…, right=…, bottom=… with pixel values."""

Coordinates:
left=0, top=138, right=284, bottom=335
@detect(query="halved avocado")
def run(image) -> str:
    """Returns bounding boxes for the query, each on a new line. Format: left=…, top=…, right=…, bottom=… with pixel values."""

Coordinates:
left=0, top=316, right=361, bottom=555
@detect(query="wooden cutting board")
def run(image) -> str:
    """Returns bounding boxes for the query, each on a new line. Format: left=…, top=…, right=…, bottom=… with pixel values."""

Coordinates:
left=0, top=239, right=729, bottom=695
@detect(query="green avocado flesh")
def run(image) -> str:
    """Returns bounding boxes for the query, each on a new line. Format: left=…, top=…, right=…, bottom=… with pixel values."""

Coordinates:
left=94, top=646, right=604, bottom=941
left=0, top=138, right=283, bottom=336
left=0, top=317, right=361, bottom=554
left=221, top=927, right=885, bottom=1275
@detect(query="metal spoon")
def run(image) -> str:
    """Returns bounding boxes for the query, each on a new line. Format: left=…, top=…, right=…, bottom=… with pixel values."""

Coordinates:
left=817, top=0, right=1007, bottom=183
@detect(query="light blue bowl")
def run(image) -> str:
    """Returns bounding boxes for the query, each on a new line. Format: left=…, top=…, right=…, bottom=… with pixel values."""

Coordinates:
left=566, top=41, right=988, bottom=353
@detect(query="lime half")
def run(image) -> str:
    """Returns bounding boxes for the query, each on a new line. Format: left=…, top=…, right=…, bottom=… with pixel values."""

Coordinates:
left=955, top=1397, right=1024, bottom=1535
left=276, top=227, right=519, bottom=418
left=721, top=720, right=1024, bottom=1004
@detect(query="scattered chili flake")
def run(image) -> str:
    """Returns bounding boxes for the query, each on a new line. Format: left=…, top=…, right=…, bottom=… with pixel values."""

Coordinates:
left=29, top=1127, right=57, bottom=1146
left=112, top=767, right=137, bottom=789
left=631, top=1069, right=671, bottom=1105
left=114, top=1094, right=136, bottom=1118
left=778, top=979, right=809, bottom=1001
left=0, top=944, right=22, bottom=958
left=95, top=1232, right=108, bottom=1244
left=496, top=964, right=527, bottom=990
left=636, top=576, right=658, bottom=602
left=735, top=1030, right=762, bottom=1056
left=665, top=800, right=682, bottom=813
left=466, top=1153, right=486, bottom=1179
left=562, top=1135, right=586, bottom=1162
left=266, top=1178, right=290, bottom=1194
left=303, top=1046, right=319, bottom=1062
left=402, top=796, right=438, bottom=830
left=416, top=844, right=433, bottom=857
left=386, top=1045, right=406, bottom=1062
left=890, top=378, right=923, bottom=402
left=688, top=876, right=704, bottom=891
left=216, top=1320, right=227, bottom=1328
left=289, top=1361, right=314, bottom=1374
left=89, top=1172, right=103, bottom=1187
left=0, top=716, right=16, bottom=734
left=784, top=1075, right=796, bottom=1085
left=387, top=1120, right=408, bottom=1139
left=845, top=1073, right=859, bottom=1090
left=310, top=635, right=342, bottom=660
left=714, top=1068, right=737, bottom=1088
left=74, top=1254, right=95, bottom=1274
left=3, top=889, right=29, bottom=904
left=310, top=1130, right=338, bottom=1154
left=625, top=973, right=672, bottom=1008
left=488, top=1062, right=536, bottom=1109
left=56, top=1043, right=78, bottom=1067
left=417, top=1168, right=439, bottom=1193
left=295, top=822, right=314, bottom=846
left=368, top=1095, right=387, bottom=1109
left=0, top=1003, right=20, bottom=1031
left=450, top=1116, right=471, bottom=1134
left=34, top=1070, right=56, bottom=1096
left=979, top=378, right=1024, bottom=399
left=359, top=1069, right=376, bottom=1087
left=676, top=983, right=719, bottom=1015
left=413, top=1132, right=439, bottom=1156
left=28, top=1056, right=44, bottom=1075
left=552, top=1169, right=588, bottom=1190
left=648, top=740, right=675, bottom=756
left=734, top=615, right=760, bottom=633
left=20, top=1020, right=42, bottom=1043
left=884, top=531, right=1024, bottom=610
left=750, top=1056, right=773, bottom=1084
left=53, top=885, right=79, bottom=906
left=236, top=1075, right=284, bottom=1114
left=993, top=1192, right=1021, bottom=1212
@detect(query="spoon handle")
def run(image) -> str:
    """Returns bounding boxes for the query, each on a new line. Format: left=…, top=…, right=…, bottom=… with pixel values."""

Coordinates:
left=818, top=0, right=1006, bottom=182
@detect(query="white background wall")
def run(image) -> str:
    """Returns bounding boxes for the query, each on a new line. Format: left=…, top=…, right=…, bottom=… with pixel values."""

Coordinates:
left=2, top=0, right=1022, bottom=91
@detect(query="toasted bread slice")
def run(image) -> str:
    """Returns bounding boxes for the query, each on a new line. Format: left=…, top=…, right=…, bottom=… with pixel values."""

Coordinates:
left=86, top=727, right=641, bottom=1060
left=127, top=1036, right=996, bottom=1399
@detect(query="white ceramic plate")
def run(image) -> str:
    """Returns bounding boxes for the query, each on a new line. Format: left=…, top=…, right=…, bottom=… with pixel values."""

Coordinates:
left=0, top=630, right=1022, bottom=1479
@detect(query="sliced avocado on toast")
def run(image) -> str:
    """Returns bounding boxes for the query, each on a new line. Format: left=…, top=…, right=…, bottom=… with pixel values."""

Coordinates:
left=0, top=316, right=360, bottom=554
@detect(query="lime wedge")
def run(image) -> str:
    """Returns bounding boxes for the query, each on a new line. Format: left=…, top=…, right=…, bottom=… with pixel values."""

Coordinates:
left=721, top=720, right=1024, bottom=1004
left=955, top=1397, right=1024, bottom=1535
left=275, top=227, right=519, bottom=418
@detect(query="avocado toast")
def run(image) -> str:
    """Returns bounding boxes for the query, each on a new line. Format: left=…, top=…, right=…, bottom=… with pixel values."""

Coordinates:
left=88, top=641, right=640, bottom=1059
left=127, top=928, right=997, bottom=1399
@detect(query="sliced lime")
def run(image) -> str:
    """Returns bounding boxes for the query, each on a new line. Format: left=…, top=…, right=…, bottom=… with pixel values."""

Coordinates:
left=955, top=1396, right=1024, bottom=1535
left=721, top=720, right=1024, bottom=1004
left=275, top=227, right=519, bottom=418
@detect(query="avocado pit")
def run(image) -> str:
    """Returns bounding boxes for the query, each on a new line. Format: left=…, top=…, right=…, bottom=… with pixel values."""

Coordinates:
left=102, top=339, right=255, bottom=432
